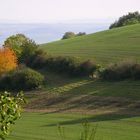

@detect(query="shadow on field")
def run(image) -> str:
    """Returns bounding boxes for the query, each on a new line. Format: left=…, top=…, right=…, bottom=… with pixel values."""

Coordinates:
left=43, top=110, right=140, bottom=127
left=26, top=79, right=140, bottom=109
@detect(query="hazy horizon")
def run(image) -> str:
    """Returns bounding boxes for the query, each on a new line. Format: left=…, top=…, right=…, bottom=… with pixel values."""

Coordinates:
left=0, top=22, right=110, bottom=44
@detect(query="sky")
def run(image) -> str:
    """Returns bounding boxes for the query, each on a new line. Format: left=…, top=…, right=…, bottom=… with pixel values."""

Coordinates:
left=0, top=0, right=139, bottom=23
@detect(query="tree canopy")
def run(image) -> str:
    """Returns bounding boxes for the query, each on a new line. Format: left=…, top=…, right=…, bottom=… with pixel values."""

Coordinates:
left=4, top=34, right=28, bottom=57
left=0, top=47, right=17, bottom=75
left=62, top=32, right=86, bottom=40
left=62, top=32, right=76, bottom=39
left=4, top=34, right=38, bottom=64
left=109, top=11, right=140, bottom=29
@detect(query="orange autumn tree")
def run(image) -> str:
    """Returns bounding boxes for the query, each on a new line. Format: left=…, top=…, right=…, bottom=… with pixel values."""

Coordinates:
left=0, top=47, right=17, bottom=74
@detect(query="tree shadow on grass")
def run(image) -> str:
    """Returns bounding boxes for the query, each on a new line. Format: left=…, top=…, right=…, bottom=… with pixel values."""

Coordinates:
left=42, top=109, right=140, bottom=127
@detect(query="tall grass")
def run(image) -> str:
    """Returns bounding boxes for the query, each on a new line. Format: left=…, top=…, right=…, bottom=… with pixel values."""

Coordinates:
left=80, top=122, right=98, bottom=140
left=58, top=122, right=98, bottom=140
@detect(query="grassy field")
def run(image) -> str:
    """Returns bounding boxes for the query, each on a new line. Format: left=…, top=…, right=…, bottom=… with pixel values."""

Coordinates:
left=41, top=24, right=140, bottom=64
left=7, top=112, right=140, bottom=140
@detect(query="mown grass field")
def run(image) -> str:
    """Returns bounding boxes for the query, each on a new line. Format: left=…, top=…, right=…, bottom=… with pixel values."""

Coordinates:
left=41, top=24, right=140, bottom=64
left=7, top=112, right=140, bottom=140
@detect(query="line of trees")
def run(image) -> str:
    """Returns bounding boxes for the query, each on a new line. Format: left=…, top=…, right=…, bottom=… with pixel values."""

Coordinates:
left=109, top=11, right=140, bottom=29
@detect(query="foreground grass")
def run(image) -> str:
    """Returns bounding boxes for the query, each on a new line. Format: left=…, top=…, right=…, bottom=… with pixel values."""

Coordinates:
left=41, top=24, right=140, bottom=65
left=7, top=112, right=140, bottom=140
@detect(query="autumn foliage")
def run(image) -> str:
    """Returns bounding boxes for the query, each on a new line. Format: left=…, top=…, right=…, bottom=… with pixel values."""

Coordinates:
left=0, top=47, right=17, bottom=74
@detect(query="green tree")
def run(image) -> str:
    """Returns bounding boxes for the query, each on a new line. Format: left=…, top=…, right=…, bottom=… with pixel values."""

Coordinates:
left=0, top=92, right=25, bottom=140
left=109, top=11, right=140, bottom=29
left=123, top=18, right=139, bottom=26
left=4, top=34, right=28, bottom=57
left=19, top=39, right=38, bottom=64
left=4, top=34, right=38, bottom=64
left=62, top=32, right=76, bottom=39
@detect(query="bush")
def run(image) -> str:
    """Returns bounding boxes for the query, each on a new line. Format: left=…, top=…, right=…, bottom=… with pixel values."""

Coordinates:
left=132, top=64, right=140, bottom=80
left=45, top=56, right=81, bottom=76
left=0, top=68, right=45, bottom=90
left=25, top=49, right=47, bottom=68
left=27, top=52, right=98, bottom=77
left=0, top=92, right=24, bottom=139
left=78, top=60, right=97, bottom=76
left=100, top=60, right=140, bottom=80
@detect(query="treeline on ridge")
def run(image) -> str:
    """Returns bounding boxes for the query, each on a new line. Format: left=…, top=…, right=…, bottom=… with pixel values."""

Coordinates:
left=109, top=11, right=140, bottom=29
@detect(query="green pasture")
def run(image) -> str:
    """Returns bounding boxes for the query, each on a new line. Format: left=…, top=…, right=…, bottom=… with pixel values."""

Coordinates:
left=41, top=24, right=140, bottom=65
left=7, top=112, right=140, bottom=140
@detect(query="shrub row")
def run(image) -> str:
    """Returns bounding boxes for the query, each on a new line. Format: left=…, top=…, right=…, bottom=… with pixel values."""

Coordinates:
left=99, top=60, right=140, bottom=80
left=0, top=67, right=45, bottom=91
left=24, top=49, right=140, bottom=80
left=26, top=50, right=98, bottom=77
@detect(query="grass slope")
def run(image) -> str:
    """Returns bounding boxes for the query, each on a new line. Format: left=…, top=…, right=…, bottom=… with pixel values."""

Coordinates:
left=7, top=112, right=140, bottom=140
left=41, top=24, right=140, bottom=64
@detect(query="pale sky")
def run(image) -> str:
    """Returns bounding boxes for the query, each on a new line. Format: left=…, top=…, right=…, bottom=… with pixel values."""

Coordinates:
left=0, top=0, right=140, bottom=23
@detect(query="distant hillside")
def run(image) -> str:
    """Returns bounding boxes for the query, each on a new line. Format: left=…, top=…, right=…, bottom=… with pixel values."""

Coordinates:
left=41, top=24, right=140, bottom=64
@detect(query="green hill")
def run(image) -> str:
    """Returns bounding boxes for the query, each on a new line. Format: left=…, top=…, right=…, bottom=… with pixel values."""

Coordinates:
left=41, top=24, right=140, bottom=64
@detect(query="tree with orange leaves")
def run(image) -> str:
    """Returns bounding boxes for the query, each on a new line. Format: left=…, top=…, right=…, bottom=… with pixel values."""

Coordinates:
left=0, top=47, right=17, bottom=75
